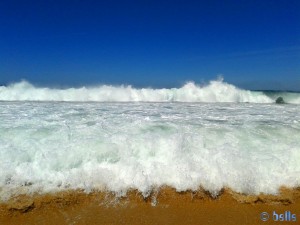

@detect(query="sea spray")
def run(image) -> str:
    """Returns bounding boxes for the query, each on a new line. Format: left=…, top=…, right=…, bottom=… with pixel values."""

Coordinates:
left=2, top=79, right=299, bottom=103
left=0, top=102, right=299, bottom=200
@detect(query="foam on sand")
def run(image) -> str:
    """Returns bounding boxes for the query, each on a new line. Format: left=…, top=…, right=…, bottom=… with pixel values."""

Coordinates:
left=0, top=101, right=299, bottom=200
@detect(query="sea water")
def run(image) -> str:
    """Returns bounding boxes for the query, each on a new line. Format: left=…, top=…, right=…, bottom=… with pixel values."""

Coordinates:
left=0, top=80, right=299, bottom=200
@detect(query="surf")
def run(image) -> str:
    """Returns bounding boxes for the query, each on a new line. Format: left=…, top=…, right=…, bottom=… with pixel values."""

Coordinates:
left=0, top=102, right=299, bottom=200
left=1, top=79, right=299, bottom=103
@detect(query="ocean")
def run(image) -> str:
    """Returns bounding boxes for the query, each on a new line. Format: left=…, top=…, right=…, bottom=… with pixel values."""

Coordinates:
left=0, top=80, right=299, bottom=200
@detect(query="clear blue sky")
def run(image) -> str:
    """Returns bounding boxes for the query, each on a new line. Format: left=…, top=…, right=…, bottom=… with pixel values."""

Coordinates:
left=0, top=0, right=299, bottom=90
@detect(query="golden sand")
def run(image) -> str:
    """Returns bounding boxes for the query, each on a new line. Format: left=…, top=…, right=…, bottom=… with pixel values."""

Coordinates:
left=1, top=187, right=299, bottom=225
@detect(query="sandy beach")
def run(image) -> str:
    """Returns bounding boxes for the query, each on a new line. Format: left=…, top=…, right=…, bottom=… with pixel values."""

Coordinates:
left=1, top=187, right=299, bottom=225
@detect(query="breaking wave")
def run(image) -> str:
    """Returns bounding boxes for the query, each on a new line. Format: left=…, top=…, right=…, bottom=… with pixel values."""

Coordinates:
left=0, top=102, right=300, bottom=200
left=0, top=79, right=299, bottom=103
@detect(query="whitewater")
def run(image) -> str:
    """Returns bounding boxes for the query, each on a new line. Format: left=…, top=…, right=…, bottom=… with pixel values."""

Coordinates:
left=1, top=80, right=300, bottom=104
left=0, top=80, right=300, bottom=201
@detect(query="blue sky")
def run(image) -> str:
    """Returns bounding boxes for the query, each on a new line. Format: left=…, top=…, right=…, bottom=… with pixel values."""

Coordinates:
left=0, top=0, right=299, bottom=90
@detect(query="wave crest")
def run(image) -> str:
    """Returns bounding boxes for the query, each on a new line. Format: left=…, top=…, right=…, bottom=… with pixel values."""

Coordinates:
left=1, top=80, right=299, bottom=103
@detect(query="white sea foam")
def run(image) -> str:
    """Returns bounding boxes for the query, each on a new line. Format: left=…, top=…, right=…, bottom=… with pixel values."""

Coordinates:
left=0, top=79, right=284, bottom=103
left=0, top=102, right=299, bottom=200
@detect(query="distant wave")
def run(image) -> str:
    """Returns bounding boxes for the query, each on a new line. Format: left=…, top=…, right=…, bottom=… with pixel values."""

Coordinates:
left=0, top=79, right=299, bottom=103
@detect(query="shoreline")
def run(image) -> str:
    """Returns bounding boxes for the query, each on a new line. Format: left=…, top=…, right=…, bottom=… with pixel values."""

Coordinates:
left=1, top=187, right=300, bottom=225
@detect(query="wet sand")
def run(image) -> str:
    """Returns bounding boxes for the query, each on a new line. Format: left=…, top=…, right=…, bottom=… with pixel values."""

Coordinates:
left=1, top=187, right=299, bottom=225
